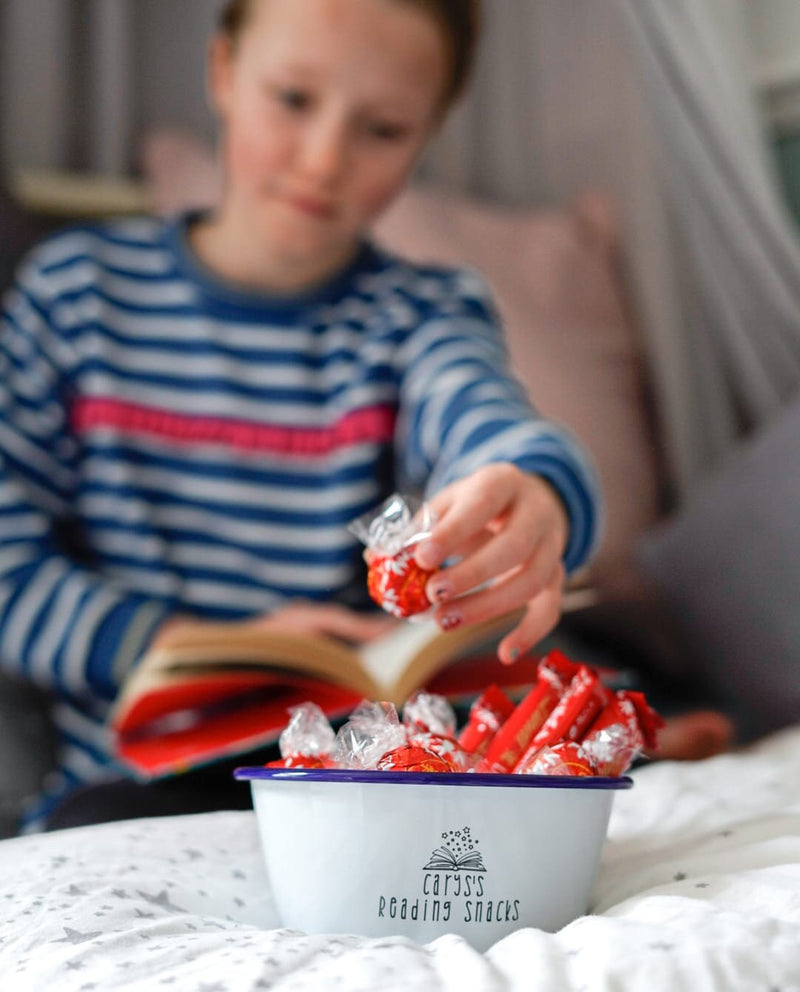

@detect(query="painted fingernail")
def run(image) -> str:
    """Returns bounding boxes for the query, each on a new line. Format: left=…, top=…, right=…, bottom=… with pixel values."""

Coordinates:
left=439, top=611, right=462, bottom=632
left=508, top=646, right=520, bottom=662
left=428, top=581, right=452, bottom=603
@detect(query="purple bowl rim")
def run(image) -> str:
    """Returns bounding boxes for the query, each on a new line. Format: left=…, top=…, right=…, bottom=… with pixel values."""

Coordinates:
left=234, top=766, right=634, bottom=790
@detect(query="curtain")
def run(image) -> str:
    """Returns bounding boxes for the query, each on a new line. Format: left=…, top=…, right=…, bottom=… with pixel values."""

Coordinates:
left=425, top=0, right=800, bottom=495
left=422, top=0, right=690, bottom=489
left=0, top=0, right=219, bottom=175
left=616, top=0, right=800, bottom=489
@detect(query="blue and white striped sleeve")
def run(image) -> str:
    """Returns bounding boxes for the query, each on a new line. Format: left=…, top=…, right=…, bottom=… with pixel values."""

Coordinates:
left=0, top=256, right=169, bottom=701
left=395, top=268, right=602, bottom=574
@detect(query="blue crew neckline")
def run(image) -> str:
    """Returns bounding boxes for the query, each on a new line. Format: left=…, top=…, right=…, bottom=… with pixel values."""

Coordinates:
left=166, top=210, right=382, bottom=314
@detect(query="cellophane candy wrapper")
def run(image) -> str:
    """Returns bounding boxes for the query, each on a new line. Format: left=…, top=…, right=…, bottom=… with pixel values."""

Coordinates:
left=279, top=702, right=336, bottom=759
left=348, top=493, right=437, bottom=619
left=579, top=690, right=664, bottom=775
left=402, top=690, right=457, bottom=737
left=333, top=700, right=407, bottom=769
left=265, top=702, right=338, bottom=769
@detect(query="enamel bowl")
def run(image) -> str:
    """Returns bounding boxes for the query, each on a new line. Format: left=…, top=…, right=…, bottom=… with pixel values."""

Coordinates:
left=234, top=767, right=631, bottom=951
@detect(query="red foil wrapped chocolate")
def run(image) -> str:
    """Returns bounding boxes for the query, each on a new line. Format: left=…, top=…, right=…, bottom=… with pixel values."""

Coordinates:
left=515, top=741, right=598, bottom=777
left=525, top=665, right=613, bottom=754
left=265, top=754, right=332, bottom=769
left=376, top=743, right=455, bottom=772
left=367, top=541, right=434, bottom=618
left=481, top=652, right=579, bottom=772
left=580, top=690, right=665, bottom=775
left=457, top=684, right=515, bottom=757
left=350, top=494, right=437, bottom=619
left=409, top=732, right=474, bottom=772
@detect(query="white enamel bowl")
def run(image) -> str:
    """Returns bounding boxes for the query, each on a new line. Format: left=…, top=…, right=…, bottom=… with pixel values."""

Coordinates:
left=234, top=767, right=632, bottom=951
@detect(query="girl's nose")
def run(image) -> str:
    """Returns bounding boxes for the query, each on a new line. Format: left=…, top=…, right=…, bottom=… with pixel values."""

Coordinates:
left=299, top=120, right=348, bottom=187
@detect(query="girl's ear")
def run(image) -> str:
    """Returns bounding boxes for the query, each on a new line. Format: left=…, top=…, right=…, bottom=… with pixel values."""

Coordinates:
left=207, top=34, right=235, bottom=117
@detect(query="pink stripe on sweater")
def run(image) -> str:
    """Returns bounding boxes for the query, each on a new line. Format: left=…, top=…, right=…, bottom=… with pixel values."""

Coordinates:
left=70, top=396, right=396, bottom=456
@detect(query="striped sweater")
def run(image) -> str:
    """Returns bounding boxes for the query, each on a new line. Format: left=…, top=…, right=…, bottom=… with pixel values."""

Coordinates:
left=0, top=213, right=601, bottom=825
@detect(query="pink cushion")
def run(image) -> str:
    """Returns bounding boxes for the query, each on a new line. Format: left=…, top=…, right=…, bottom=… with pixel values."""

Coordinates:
left=141, top=130, right=660, bottom=597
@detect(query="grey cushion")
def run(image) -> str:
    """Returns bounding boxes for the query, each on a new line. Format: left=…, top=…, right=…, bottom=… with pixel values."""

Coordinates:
left=637, top=396, right=800, bottom=742
left=0, top=674, right=56, bottom=837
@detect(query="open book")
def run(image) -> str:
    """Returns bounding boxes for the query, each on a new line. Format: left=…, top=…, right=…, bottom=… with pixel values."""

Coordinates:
left=112, top=586, right=597, bottom=780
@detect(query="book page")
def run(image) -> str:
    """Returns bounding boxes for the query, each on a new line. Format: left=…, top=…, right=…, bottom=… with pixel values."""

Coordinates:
left=357, top=617, right=443, bottom=693
left=357, top=584, right=599, bottom=701
left=121, top=627, right=374, bottom=701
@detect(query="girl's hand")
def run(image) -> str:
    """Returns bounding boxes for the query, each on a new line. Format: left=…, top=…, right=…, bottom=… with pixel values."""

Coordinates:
left=244, top=601, right=398, bottom=644
left=414, top=463, right=570, bottom=664
left=152, top=601, right=397, bottom=650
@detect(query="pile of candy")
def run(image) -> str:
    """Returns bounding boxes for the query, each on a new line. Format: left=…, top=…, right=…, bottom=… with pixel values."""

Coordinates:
left=267, top=650, right=664, bottom=777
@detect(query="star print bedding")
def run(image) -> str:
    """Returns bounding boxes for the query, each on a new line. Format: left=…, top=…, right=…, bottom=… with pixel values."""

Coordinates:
left=0, top=727, right=798, bottom=991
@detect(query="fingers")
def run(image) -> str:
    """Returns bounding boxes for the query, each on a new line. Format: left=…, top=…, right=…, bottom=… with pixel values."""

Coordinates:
left=433, top=557, right=565, bottom=662
left=425, top=503, right=544, bottom=606
left=434, top=540, right=562, bottom=628
left=416, top=466, right=518, bottom=569
left=497, top=564, right=566, bottom=664
left=253, top=602, right=397, bottom=644
left=311, top=605, right=398, bottom=643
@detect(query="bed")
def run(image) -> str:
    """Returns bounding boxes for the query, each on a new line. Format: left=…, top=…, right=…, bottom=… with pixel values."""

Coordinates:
left=1, top=724, right=798, bottom=991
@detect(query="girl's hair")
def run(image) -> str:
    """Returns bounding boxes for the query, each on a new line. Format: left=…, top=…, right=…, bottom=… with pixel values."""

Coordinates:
left=217, top=0, right=482, bottom=109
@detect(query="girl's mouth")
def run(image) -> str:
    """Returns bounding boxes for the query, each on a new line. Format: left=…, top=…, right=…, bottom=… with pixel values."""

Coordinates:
left=285, top=194, right=336, bottom=219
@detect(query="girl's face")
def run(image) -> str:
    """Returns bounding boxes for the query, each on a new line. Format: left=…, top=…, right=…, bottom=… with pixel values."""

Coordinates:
left=210, top=0, right=448, bottom=283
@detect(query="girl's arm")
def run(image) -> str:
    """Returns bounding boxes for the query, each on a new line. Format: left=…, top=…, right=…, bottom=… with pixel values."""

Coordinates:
left=0, top=275, right=170, bottom=702
left=395, top=268, right=602, bottom=657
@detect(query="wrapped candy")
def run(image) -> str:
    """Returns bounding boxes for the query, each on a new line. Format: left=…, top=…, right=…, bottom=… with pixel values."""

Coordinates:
left=333, top=700, right=407, bottom=769
left=264, top=653, right=663, bottom=778
left=580, top=690, right=665, bottom=776
left=376, top=743, right=455, bottom=772
left=402, top=690, right=457, bottom=737
left=265, top=754, right=331, bottom=769
left=349, top=494, right=437, bottom=619
left=480, top=651, right=579, bottom=772
left=525, top=665, right=613, bottom=754
left=408, top=731, right=474, bottom=772
left=515, top=741, right=598, bottom=777
left=278, top=702, right=337, bottom=764
left=457, top=684, right=515, bottom=757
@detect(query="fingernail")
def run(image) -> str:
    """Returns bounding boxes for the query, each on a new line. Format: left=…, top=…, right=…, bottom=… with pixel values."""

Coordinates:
left=439, top=611, right=462, bottom=632
left=428, top=580, right=452, bottom=603
left=508, top=646, right=520, bottom=662
left=415, top=540, right=443, bottom=570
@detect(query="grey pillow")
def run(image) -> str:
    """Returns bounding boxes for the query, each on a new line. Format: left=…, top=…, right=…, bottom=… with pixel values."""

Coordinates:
left=0, top=674, right=56, bottom=837
left=637, top=396, right=800, bottom=742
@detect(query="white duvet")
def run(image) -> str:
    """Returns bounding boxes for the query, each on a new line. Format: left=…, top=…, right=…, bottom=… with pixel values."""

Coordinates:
left=1, top=726, right=799, bottom=991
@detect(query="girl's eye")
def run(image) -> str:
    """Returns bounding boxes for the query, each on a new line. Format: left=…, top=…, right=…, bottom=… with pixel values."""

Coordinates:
left=364, top=121, right=408, bottom=142
left=273, top=87, right=311, bottom=111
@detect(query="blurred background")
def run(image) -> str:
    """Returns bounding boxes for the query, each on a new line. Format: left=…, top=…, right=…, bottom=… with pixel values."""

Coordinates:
left=2, top=1, right=800, bottom=787
left=4, top=1, right=800, bottom=495
left=3, top=1, right=800, bottom=205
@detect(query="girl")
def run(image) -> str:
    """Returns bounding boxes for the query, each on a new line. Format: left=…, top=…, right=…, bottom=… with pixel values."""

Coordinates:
left=0, top=0, right=601, bottom=830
